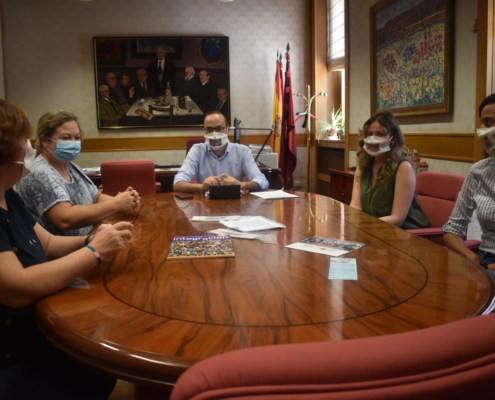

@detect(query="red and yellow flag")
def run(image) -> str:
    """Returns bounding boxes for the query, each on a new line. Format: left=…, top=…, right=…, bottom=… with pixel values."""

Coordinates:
left=271, top=53, right=284, bottom=156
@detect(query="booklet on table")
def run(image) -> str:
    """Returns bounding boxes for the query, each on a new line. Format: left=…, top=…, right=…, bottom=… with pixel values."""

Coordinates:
left=285, top=236, right=364, bottom=257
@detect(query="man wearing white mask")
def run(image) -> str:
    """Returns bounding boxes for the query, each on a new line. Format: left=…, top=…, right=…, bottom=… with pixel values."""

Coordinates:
left=173, top=111, right=269, bottom=193
left=349, top=111, right=429, bottom=229
left=444, top=93, right=495, bottom=276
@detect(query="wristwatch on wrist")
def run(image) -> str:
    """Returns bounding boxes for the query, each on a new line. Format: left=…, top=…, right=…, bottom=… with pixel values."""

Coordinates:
left=480, top=259, right=489, bottom=269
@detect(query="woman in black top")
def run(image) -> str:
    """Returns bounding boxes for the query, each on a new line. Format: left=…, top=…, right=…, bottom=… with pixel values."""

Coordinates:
left=0, top=99, right=133, bottom=399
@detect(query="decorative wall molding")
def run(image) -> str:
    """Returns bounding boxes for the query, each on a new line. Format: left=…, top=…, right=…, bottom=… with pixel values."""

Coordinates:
left=348, top=133, right=475, bottom=162
left=80, top=133, right=307, bottom=152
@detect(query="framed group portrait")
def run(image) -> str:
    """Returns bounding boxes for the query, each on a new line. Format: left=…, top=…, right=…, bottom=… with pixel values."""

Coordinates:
left=369, top=0, right=453, bottom=117
left=93, top=36, right=230, bottom=129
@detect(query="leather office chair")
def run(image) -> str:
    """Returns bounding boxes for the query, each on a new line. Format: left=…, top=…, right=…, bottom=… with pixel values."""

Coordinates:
left=100, top=159, right=161, bottom=196
left=170, top=313, right=495, bottom=400
left=408, top=171, right=480, bottom=249
left=186, top=138, right=204, bottom=155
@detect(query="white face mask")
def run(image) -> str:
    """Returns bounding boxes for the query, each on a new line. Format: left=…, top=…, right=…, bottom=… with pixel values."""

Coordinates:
left=363, top=136, right=391, bottom=157
left=477, top=126, right=495, bottom=156
left=205, top=132, right=229, bottom=151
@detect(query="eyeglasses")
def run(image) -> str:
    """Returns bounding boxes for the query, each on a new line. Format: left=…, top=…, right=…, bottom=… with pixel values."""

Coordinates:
left=481, top=117, right=495, bottom=128
left=204, top=126, right=226, bottom=134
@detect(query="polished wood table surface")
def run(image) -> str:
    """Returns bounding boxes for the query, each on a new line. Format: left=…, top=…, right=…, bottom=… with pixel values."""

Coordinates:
left=36, top=192, right=494, bottom=388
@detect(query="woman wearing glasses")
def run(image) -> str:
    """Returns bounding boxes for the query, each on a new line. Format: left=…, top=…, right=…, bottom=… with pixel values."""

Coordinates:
left=173, top=110, right=269, bottom=193
left=18, top=110, right=140, bottom=236
left=350, top=111, right=429, bottom=229
left=0, top=99, right=133, bottom=398
left=443, top=94, right=495, bottom=276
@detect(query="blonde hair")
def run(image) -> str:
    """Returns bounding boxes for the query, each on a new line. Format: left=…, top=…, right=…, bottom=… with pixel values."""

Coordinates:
left=35, top=110, right=81, bottom=155
left=356, top=111, right=408, bottom=186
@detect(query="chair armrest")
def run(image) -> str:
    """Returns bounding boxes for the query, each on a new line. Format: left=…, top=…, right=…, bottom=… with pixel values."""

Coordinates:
left=465, top=239, right=481, bottom=250
left=170, top=314, right=495, bottom=400
left=407, top=227, right=443, bottom=237
left=155, top=182, right=162, bottom=194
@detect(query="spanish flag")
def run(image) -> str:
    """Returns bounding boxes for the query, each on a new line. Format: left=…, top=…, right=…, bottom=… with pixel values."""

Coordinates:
left=271, top=52, right=284, bottom=156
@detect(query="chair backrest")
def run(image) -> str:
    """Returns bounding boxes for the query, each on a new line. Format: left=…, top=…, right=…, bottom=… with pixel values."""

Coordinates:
left=416, top=171, right=465, bottom=228
left=186, top=138, right=204, bottom=155
left=170, top=313, right=495, bottom=400
left=100, top=159, right=157, bottom=196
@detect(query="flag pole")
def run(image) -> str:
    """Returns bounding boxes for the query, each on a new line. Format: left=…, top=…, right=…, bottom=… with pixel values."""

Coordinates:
left=283, top=43, right=290, bottom=189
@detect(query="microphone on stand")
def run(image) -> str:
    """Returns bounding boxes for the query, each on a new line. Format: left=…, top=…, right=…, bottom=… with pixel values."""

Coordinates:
left=233, top=118, right=241, bottom=144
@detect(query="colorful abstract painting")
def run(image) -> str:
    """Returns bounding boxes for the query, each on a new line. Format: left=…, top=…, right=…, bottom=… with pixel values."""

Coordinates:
left=370, top=0, right=453, bottom=116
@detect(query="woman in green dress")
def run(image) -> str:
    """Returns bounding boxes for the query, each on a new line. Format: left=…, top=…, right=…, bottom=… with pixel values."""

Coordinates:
left=350, top=111, right=429, bottom=229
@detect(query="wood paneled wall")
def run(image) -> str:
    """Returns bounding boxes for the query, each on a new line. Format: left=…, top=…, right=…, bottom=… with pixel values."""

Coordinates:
left=348, top=133, right=475, bottom=163
left=80, top=133, right=307, bottom=153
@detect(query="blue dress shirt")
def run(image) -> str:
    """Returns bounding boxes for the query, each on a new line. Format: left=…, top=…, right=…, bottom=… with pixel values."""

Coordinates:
left=173, top=142, right=269, bottom=190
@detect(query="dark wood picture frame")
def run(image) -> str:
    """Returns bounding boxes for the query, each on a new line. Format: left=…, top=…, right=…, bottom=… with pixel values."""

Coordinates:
left=369, top=0, right=453, bottom=117
left=93, top=36, right=230, bottom=129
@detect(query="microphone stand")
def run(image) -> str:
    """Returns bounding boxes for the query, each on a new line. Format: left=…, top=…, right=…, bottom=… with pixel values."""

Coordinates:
left=232, top=117, right=274, bottom=168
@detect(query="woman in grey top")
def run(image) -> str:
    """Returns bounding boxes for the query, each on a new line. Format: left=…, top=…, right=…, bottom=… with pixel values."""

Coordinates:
left=18, top=110, right=140, bottom=236
left=443, top=94, right=495, bottom=276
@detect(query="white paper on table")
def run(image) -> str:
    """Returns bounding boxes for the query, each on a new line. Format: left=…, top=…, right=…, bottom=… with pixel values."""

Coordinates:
left=191, top=215, right=242, bottom=222
left=328, top=258, right=358, bottom=280
left=220, top=216, right=285, bottom=232
left=207, top=228, right=259, bottom=239
left=285, top=242, right=349, bottom=257
left=82, top=167, right=101, bottom=174
left=251, top=191, right=299, bottom=200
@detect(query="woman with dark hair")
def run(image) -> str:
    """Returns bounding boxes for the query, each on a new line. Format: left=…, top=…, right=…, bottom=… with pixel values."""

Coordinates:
left=18, top=110, right=140, bottom=236
left=0, top=99, right=133, bottom=398
left=350, top=111, right=429, bottom=229
left=443, top=94, right=495, bottom=276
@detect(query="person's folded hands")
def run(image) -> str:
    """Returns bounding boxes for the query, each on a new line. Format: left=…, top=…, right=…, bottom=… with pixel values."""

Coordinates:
left=90, top=222, right=133, bottom=260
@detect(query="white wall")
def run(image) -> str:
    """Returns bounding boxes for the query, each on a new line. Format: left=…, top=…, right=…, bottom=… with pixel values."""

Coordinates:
left=1, top=0, right=310, bottom=175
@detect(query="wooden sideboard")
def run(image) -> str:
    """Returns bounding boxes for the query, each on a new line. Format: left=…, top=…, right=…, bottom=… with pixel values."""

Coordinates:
left=329, top=168, right=355, bottom=205
left=317, top=139, right=345, bottom=196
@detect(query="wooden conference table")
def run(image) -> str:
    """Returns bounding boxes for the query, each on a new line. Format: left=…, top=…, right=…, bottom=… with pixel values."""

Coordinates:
left=36, top=192, right=494, bottom=390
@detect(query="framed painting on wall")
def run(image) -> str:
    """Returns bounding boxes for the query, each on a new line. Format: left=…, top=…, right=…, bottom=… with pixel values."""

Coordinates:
left=93, top=36, right=230, bottom=129
left=369, top=0, right=453, bottom=117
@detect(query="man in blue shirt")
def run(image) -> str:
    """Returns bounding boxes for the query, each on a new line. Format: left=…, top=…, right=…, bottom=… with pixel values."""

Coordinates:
left=173, top=111, right=269, bottom=193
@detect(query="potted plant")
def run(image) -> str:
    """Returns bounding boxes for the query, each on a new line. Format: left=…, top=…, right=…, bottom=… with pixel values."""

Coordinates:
left=317, top=107, right=345, bottom=141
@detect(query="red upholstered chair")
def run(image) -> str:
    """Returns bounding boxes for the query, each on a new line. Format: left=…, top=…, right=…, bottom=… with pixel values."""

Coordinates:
left=408, top=171, right=480, bottom=249
left=186, top=138, right=204, bottom=155
left=100, top=159, right=160, bottom=196
left=170, top=313, right=495, bottom=400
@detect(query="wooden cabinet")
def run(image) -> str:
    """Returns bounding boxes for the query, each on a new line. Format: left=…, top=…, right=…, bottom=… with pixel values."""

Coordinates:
left=317, top=140, right=345, bottom=196
left=329, top=168, right=355, bottom=205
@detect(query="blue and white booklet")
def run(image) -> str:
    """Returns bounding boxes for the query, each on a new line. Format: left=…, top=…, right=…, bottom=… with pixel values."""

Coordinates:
left=285, top=236, right=364, bottom=257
